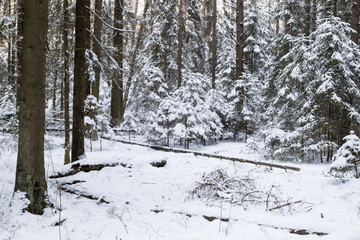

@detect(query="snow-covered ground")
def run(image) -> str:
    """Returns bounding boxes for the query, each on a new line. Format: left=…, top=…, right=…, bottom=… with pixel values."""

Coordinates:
left=1, top=133, right=360, bottom=240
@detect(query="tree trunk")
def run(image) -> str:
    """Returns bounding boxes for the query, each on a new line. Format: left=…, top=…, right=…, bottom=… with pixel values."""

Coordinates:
left=52, top=72, right=57, bottom=110
left=91, top=0, right=103, bottom=100
left=211, top=0, right=217, bottom=89
left=63, top=0, right=70, bottom=165
left=311, top=0, right=317, bottom=33
left=16, top=0, right=24, bottom=101
left=351, top=0, right=360, bottom=44
left=124, top=0, right=150, bottom=105
left=333, top=0, right=338, bottom=17
left=235, top=0, right=244, bottom=80
left=7, top=0, right=14, bottom=86
left=177, top=0, right=184, bottom=88
left=304, top=0, right=311, bottom=37
left=15, top=0, right=49, bottom=215
left=275, top=0, right=280, bottom=35
left=110, top=0, right=125, bottom=126
left=72, top=0, right=91, bottom=162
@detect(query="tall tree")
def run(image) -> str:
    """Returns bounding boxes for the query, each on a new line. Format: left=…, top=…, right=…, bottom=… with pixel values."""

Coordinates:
left=177, top=0, right=184, bottom=88
left=110, top=0, right=125, bottom=126
left=235, top=0, right=244, bottom=80
left=311, top=0, right=317, bottom=33
left=124, top=0, right=151, bottom=105
left=15, top=0, right=49, bottom=214
left=91, top=0, right=103, bottom=100
left=351, top=0, right=360, bottom=43
left=16, top=0, right=24, bottom=109
left=6, top=0, right=15, bottom=86
left=72, top=0, right=90, bottom=162
left=63, top=0, right=70, bottom=164
left=211, top=0, right=217, bottom=89
left=304, top=0, right=311, bottom=37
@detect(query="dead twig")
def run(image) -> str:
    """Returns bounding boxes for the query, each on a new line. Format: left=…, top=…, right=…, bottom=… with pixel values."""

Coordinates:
left=269, top=200, right=302, bottom=211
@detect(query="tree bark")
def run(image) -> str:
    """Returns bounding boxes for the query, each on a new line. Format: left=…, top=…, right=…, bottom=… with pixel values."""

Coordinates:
left=211, top=0, right=217, bottom=89
left=52, top=71, right=57, bottom=110
left=333, top=0, right=338, bottom=17
left=15, top=0, right=49, bottom=215
left=275, top=0, right=280, bottom=35
left=311, top=0, right=317, bottom=33
left=177, top=0, right=184, bottom=88
left=72, top=0, right=91, bottom=162
left=351, top=0, right=360, bottom=44
left=16, top=0, right=24, bottom=109
left=91, top=0, right=103, bottom=100
left=235, top=0, right=244, bottom=80
left=110, top=0, right=125, bottom=126
left=63, top=0, right=70, bottom=165
left=304, top=0, right=311, bottom=37
left=7, top=0, right=15, bottom=86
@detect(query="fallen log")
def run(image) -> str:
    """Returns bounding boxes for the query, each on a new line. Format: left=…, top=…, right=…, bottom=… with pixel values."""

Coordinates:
left=173, top=211, right=328, bottom=236
left=102, top=136, right=301, bottom=172
left=59, top=186, right=110, bottom=204
left=50, top=162, right=132, bottom=179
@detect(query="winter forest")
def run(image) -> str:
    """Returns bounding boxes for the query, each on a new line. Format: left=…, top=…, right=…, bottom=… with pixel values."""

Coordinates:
left=1, top=0, right=360, bottom=239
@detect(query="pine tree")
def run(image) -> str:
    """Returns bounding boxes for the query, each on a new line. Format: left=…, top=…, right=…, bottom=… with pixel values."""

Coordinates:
left=122, top=62, right=169, bottom=137
left=153, top=72, right=222, bottom=148
left=110, top=0, right=125, bottom=126
left=243, top=0, right=271, bottom=77
left=264, top=16, right=360, bottom=162
left=15, top=0, right=49, bottom=214
left=330, top=131, right=360, bottom=178
left=72, top=0, right=91, bottom=162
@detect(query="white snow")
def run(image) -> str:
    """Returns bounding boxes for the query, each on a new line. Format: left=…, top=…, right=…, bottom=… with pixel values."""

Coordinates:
left=1, top=134, right=360, bottom=240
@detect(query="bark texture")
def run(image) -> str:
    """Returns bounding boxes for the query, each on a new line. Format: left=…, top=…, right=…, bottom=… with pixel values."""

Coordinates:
left=72, top=0, right=91, bottom=162
left=304, top=0, right=311, bottom=37
left=91, top=0, right=103, bottom=100
left=235, top=0, right=244, bottom=80
left=211, top=0, right=217, bottom=89
left=351, top=0, right=360, bottom=44
left=110, top=0, right=125, bottom=126
left=15, top=0, right=49, bottom=214
left=63, top=0, right=70, bottom=164
left=177, top=0, right=184, bottom=88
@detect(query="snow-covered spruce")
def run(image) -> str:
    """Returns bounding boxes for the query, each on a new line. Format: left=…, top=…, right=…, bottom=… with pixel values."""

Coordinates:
left=329, top=131, right=360, bottom=178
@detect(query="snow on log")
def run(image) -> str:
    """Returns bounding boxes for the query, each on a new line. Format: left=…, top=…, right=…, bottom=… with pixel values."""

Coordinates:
left=50, top=162, right=132, bottom=179
left=102, top=136, right=301, bottom=172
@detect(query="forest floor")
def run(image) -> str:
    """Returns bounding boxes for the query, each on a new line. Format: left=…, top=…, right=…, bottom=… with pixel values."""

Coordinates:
left=0, top=133, right=360, bottom=240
